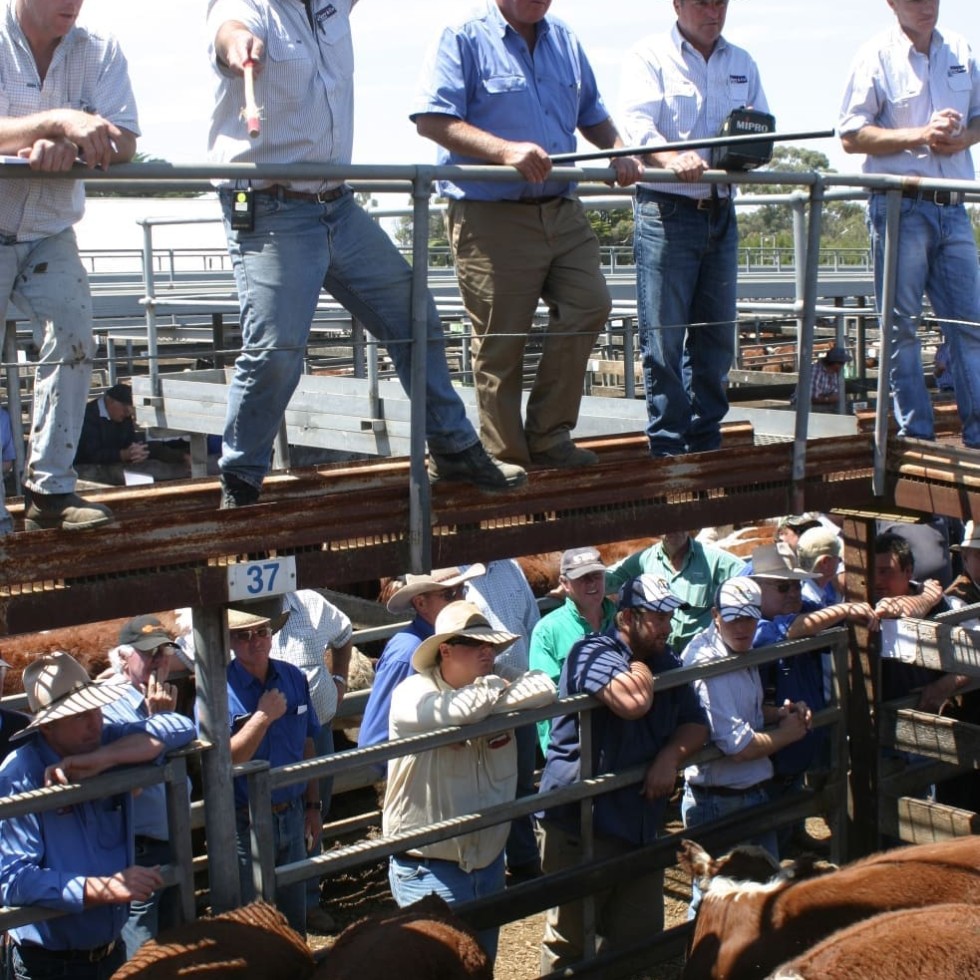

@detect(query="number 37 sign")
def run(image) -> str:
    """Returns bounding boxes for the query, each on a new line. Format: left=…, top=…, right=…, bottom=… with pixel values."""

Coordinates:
left=227, top=556, right=297, bottom=601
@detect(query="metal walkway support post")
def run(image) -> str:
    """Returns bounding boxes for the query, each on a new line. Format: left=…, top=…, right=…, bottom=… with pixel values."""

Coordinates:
left=409, top=168, right=434, bottom=572
left=791, top=181, right=825, bottom=510
left=139, top=220, right=162, bottom=400
left=192, top=605, right=242, bottom=914
left=3, top=319, right=24, bottom=495
left=874, top=190, right=902, bottom=496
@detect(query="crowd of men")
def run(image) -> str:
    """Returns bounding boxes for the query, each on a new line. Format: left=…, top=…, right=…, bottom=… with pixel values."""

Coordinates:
left=2, top=0, right=980, bottom=973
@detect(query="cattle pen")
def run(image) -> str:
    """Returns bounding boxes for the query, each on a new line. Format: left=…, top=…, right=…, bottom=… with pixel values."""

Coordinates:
left=0, top=159, right=979, bottom=978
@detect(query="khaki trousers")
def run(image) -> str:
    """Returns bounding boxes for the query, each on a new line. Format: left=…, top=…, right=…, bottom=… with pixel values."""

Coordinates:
left=537, top=819, right=665, bottom=974
left=446, top=198, right=611, bottom=466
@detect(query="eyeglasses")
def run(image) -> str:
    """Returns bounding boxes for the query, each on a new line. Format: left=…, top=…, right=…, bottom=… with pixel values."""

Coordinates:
left=138, top=643, right=177, bottom=660
left=775, top=581, right=803, bottom=594
left=231, top=627, right=273, bottom=641
left=447, top=636, right=490, bottom=648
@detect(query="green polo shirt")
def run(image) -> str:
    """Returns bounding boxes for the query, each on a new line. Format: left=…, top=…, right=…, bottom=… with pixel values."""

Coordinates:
left=605, top=539, right=746, bottom=652
left=529, top=595, right=617, bottom=754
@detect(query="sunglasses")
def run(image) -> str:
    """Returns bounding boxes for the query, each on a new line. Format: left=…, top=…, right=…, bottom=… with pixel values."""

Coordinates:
left=447, top=635, right=489, bottom=648
left=231, top=627, right=273, bottom=641
left=436, top=588, right=460, bottom=602
left=137, top=644, right=177, bottom=660
left=774, top=581, right=802, bottom=594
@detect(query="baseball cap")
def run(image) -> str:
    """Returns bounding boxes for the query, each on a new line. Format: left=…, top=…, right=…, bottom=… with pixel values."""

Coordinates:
left=618, top=574, right=688, bottom=614
left=715, top=577, right=763, bottom=621
left=118, top=614, right=174, bottom=652
left=560, top=547, right=605, bottom=580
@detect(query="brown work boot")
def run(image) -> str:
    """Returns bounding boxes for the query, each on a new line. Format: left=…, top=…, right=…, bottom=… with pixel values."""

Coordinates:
left=24, top=490, right=113, bottom=531
left=428, top=442, right=527, bottom=494
left=530, top=441, right=598, bottom=468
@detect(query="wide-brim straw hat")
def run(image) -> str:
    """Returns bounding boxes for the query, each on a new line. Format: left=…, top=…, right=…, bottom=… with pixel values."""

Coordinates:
left=386, top=564, right=486, bottom=614
left=952, top=521, right=980, bottom=551
left=411, top=601, right=518, bottom=672
left=227, top=598, right=290, bottom=635
left=15, top=651, right=123, bottom=738
left=750, top=543, right=815, bottom=581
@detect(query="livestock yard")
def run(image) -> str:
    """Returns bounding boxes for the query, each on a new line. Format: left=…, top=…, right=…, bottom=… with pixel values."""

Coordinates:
left=1, top=166, right=979, bottom=979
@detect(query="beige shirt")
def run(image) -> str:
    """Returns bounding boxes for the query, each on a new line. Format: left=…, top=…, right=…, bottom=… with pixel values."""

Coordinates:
left=383, top=665, right=556, bottom=871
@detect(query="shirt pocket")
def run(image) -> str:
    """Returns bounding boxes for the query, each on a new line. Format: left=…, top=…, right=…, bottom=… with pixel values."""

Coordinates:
left=944, top=68, right=973, bottom=118
left=317, top=9, right=354, bottom=80
left=264, top=31, right=316, bottom=108
left=728, top=80, right=750, bottom=110
left=483, top=73, right=529, bottom=98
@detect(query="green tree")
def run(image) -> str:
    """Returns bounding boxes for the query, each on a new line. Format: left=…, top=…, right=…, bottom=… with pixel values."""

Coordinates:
left=86, top=152, right=204, bottom=198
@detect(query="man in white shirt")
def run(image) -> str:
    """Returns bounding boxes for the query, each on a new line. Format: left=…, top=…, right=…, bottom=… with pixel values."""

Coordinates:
left=620, top=0, right=767, bottom=458
left=839, top=0, right=980, bottom=449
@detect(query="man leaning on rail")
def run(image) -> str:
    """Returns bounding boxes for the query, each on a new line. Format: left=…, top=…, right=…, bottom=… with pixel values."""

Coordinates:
left=0, top=651, right=195, bottom=980
left=206, top=0, right=526, bottom=507
left=839, top=0, right=980, bottom=449
left=0, top=0, right=139, bottom=532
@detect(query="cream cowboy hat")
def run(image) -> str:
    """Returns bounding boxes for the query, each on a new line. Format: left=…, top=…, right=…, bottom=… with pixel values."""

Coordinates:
left=750, top=543, right=815, bottom=581
left=411, top=601, right=518, bottom=672
left=227, top=598, right=290, bottom=635
left=17, top=651, right=123, bottom=736
left=386, top=564, right=486, bottom=614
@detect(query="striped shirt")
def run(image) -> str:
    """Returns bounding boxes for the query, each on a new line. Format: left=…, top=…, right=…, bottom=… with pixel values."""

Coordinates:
left=271, top=590, right=352, bottom=725
left=839, top=25, right=980, bottom=181
left=619, top=24, right=768, bottom=200
left=0, top=1, right=139, bottom=240
left=463, top=560, right=540, bottom=673
left=207, top=0, right=357, bottom=193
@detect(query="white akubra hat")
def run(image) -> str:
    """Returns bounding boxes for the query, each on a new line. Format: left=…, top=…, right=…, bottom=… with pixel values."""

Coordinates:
left=952, top=521, right=980, bottom=551
left=750, top=543, right=815, bottom=581
left=386, top=564, right=486, bottom=614
left=411, top=601, right=517, bottom=672
left=16, top=651, right=123, bottom=738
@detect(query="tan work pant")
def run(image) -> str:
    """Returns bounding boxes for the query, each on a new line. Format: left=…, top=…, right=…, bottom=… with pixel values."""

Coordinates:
left=446, top=198, right=611, bottom=467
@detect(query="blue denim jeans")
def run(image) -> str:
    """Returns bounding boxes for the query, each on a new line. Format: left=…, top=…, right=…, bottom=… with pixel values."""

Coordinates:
left=388, top=852, right=505, bottom=962
left=681, top=781, right=777, bottom=919
left=868, top=194, right=980, bottom=447
left=218, top=188, right=478, bottom=487
left=0, top=230, right=93, bottom=527
left=634, top=190, right=738, bottom=456
left=121, top=836, right=180, bottom=958
left=306, top=723, right=334, bottom=911
left=235, top=798, right=307, bottom=936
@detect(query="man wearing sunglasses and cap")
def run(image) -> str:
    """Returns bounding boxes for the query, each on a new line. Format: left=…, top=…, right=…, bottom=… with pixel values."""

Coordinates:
left=383, top=600, right=556, bottom=964
left=100, top=615, right=184, bottom=957
left=217, top=600, right=320, bottom=937
left=0, top=651, right=194, bottom=979
left=537, top=574, right=709, bottom=972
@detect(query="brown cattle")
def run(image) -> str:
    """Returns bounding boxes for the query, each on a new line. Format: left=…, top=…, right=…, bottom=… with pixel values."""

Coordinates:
left=768, top=903, right=980, bottom=980
left=112, top=901, right=315, bottom=979
left=313, top=894, right=491, bottom=980
left=681, top=836, right=980, bottom=980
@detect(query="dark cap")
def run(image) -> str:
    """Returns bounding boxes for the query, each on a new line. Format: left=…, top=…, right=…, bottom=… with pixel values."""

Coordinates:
left=119, top=614, right=173, bottom=652
left=105, top=383, right=133, bottom=406
left=824, top=346, right=851, bottom=365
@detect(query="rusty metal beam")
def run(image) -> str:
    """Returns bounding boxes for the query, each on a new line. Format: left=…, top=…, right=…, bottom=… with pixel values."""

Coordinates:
left=0, top=431, right=880, bottom=636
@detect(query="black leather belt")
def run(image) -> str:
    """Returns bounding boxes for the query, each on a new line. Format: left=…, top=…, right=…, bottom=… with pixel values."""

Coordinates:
left=19, top=940, right=117, bottom=963
left=901, top=188, right=962, bottom=206
left=690, top=782, right=763, bottom=798
left=513, top=195, right=563, bottom=205
left=639, top=189, right=726, bottom=211
left=255, top=184, right=346, bottom=204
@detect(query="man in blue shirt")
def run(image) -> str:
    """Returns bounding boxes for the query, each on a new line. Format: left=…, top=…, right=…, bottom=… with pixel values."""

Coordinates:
left=0, top=651, right=194, bottom=980
left=358, top=565, right=484, bottom=762
left=413, top=0, right=640, bottom=472
left=221, top=602, right=321, bottom=937
left=101, top=615, right=184, bottom=958
left=537, top=575, right=708, bottom=973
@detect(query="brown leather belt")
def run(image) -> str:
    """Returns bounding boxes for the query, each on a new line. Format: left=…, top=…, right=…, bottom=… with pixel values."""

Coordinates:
left=255, top=184, right=346, bottom=204
left=513, top=195, right=563, bottom=205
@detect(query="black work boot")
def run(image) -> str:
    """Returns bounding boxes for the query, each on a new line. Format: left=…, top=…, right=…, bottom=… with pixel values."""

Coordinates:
left=428, top=442, right=527, bottom=494
left=24, top=490, right=113, bottom=531
left=220, top=473, right=261, bottom=509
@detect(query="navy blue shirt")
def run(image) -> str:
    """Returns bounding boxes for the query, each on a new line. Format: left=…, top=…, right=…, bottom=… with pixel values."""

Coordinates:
left=538, top=629, right=707, bottom=845
left=223, top=657, right=319, bottom=809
